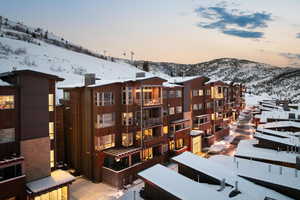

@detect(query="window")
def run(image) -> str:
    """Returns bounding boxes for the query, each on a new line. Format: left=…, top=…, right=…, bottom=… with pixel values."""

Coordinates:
left=169, top=107, right=175, bottom=115
left=122, top=112, right=133, bottom=126
left=163, top=90, right=168, bottom=99
left=49, top=122, right=54, bottom=140
left=169, top=140, right=175, bottom=151
left=218, top=87, right=222, bottom=94
left=199, top=89, right=204, bottom=96
left=176, top=106, right=182, bottom=113
left=144, top=129, right=153, bottom=139
left=206, top=89, right=211, bottom=95
left=96, top=113, right=115, bottom=128
left=143, top=148, right=153, bottom=160
left=48, top=94, right=54, bottom=111
left=122, top=87, right=133, bottom=105
left=176, top=90, right=182, bottom=98
left=163, top=126, right=168, bottom=134
left=0, top=128, right=15, bottom=144
left=169, top=90, right=176, bottom=98
left=193, top=90, right=198, bottom=97
left=50, top=150, right=54, bottom=168
left=33, top=186, right=68, bottom=200
left=162, top=144, right=168, bottom=154
left=136, top=131, right=142, bottom=141
left=176, top=138, right=184, bottom=149
left=95, top=134, right=115, bottom=151
left=96, top=92, right=114, bottom=106
left=0, top=95, right=14, bottom=109
left=289, top=113, right=296, bottom=119
left=198, top=103, right=203, bottom=110
left=193, top=104, right=198, bottom=110
left=206, top=102, right=212, bottom=109
left=63, top=91, right=70, bottom=100
left=122, top=132, right=133, bottom=147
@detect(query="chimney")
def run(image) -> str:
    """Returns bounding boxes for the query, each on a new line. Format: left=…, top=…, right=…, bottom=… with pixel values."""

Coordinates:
left=283, top=101, right=290, bottom=111
left=84, top=73, right=97, bottom=86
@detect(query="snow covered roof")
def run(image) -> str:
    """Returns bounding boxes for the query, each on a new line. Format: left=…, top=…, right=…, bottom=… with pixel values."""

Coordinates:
left=190, top=130, right=204, bottom=136
left=138, top=164, right=227, bottom=200
left=0, top=79, right=11, bottom=86
left=162, top=82, right=183, bottom=88
left=168, top=76, right=202, bottom=83
left=172, top=152, right=292, bottom=200
left=254, top=132, right=300, bottom=146
left=235, top=139, right=297, bottom=164
left=260, top=121, right=300, bottom=129
left=209, top=155, right=295, bottom=200
left=257, top=127, right=300, bottom=138
left=258, top=110, right=300, bottom=122
left=26, top=170, right=75, bottom=194
left=60, top=75, right=165, bottom=89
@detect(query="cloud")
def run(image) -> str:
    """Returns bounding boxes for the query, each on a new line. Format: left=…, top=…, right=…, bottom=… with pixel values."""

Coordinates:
left=297, top=33, right=300, bottom=38
left=222, top=29, right=264, bottom=38
left=194, top=4, right=272, bottom=39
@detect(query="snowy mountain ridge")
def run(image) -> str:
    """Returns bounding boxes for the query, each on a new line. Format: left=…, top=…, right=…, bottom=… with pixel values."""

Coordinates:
left=132, top=58, right=300, bottom=102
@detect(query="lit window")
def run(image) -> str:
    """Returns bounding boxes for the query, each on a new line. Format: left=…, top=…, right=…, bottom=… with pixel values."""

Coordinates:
left=122, top=112, right=133, bottom=126
left=176, top=138, right=184, bottom=149
left=169, top=140, right=175, bottom=151
left=50, top=150, right=54, bottom=168
left=0, top=128, right=15, bottom=144
left=163, top=126, right=168, bottom=134
left=95, top=134, right=115, bottom=151
left=199, top=90, right=204, bottom=96
left=49, top=122, right=54, bottom=139
left=136, top=131, right=142, bottom=141
left=142, top=148, right=153, bottom=160
left=122, top=132, right=133, bottom=147
left=143, top=129, right=153, bottom=139
left=169, top=107, right=175, bottom=115
left=48, top=94, right=54, bottom=111
left=0, top=95, right=14, bottom=109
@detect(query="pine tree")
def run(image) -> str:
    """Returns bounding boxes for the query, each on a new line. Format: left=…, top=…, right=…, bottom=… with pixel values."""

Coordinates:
left=143, top=61, right=149, bottom=72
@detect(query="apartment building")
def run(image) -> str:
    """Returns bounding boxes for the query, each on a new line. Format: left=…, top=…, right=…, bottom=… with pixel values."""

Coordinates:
left=0, top=70, right=75, bottom=200
left=59, top=73, right=245, bottom=188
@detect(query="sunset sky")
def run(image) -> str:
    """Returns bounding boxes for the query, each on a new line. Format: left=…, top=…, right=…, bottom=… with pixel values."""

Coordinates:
left=1, top=0, right=300, bottom=67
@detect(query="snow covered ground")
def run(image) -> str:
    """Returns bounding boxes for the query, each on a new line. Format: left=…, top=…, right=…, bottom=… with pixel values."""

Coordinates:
left=245, top=93, right=273, bottom=107
left=0, top=37, right=165, bottom=101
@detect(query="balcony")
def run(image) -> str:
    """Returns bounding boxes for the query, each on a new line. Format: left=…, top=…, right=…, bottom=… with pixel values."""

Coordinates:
left=137, top=117, right=163, bottom=128
left=102, top=154, right=165, bottom=189
left=136, top=98, right=162, bottom=106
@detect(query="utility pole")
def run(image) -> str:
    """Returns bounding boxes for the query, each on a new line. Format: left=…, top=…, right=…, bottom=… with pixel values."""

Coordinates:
left=0, top=16, right=2, bottom=32
left=130, top=51, right=135, bottom=63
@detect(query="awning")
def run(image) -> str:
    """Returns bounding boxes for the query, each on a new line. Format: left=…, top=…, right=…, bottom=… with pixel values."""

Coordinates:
left=190, top=130, right=204, bottom=136
left=104, top=147, right=142, bottom=159
left=26, top=170, right=75, bottom=194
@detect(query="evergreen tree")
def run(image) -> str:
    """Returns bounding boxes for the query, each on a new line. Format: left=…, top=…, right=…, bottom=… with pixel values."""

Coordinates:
left=143, top=61, right=149, bottom=72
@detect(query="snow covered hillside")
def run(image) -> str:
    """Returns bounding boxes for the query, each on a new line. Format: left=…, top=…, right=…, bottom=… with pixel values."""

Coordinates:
left=134, top=58, right=300, bottom=102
